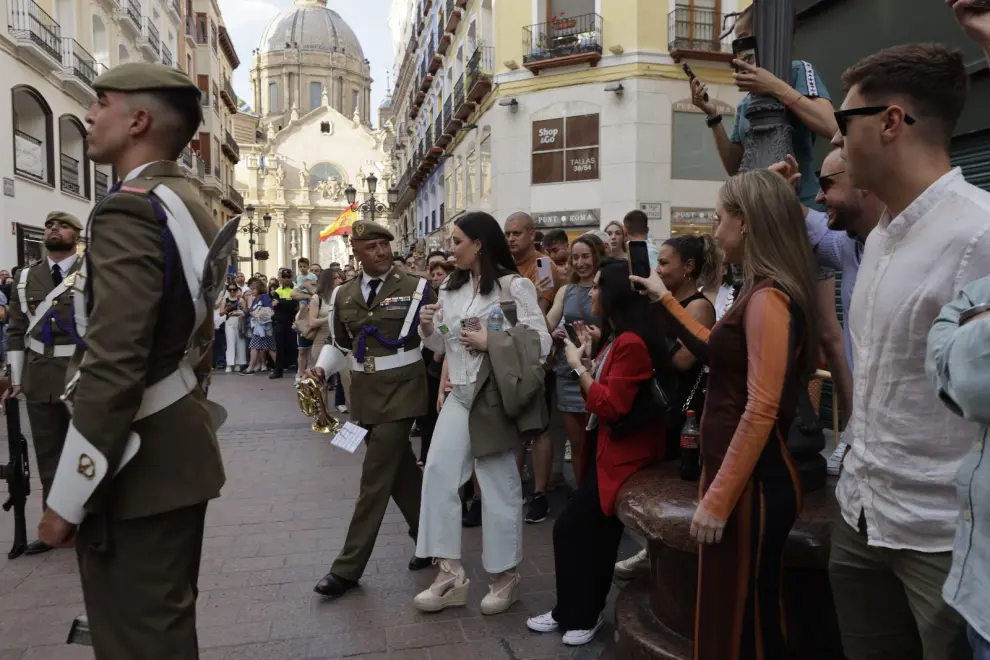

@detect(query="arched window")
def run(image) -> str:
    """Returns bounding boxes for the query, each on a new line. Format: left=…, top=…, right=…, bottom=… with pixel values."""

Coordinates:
left=11, top=86, right=54, bottom=186
left=268, top=82, right=279, bottom=114
left=309, top=162, right=346, bottom=189
left=59, top=115, right=90, bottom=198
left=92, top=14, right=109, bottom=69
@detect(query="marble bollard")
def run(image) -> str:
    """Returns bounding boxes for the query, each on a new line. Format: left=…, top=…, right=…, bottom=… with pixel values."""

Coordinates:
left=614, top=463, right=845, bottom=660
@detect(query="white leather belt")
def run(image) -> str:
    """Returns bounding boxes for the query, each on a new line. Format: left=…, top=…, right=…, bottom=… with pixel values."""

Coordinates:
left=134, top=361, right=198, bottom=421
left=348, top=349, right=421, bottom=374
left=28, top=339, right=75, bottom=358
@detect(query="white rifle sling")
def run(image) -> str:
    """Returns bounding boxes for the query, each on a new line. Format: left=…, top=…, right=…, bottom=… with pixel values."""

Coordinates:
left=17, top=266, right=30, bottom=315
left=395, top=278, right=428, bottom=355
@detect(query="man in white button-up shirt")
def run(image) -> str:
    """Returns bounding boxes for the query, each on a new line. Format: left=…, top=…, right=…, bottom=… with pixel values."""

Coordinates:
left=828, top=43, right=990, bottom=660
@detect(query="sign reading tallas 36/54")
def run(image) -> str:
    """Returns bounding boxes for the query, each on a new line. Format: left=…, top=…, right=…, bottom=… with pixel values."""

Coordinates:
left=531, top=113, right=600, bottom=185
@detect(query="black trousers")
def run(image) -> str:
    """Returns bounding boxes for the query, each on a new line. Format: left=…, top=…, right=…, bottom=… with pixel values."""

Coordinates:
left=551, top=429, right=625, bottom=630
left=272, top=321, right=294, bottom=372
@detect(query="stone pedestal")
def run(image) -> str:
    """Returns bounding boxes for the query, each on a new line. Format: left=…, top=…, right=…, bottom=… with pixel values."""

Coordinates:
left=614, top=463, right=845, bottom=660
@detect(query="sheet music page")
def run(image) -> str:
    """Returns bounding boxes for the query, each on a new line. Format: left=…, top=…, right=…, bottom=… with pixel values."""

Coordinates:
left=330, top=422, right=368, bottom=453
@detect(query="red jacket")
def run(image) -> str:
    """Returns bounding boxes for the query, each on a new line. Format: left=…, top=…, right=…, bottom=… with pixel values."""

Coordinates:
left=583, top=331, right=666, bottom=516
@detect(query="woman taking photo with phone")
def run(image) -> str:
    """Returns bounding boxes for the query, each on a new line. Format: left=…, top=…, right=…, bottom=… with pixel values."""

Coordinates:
left=526, top=257, right=670, bottom=647
left=416, top=211, right=552, bottom=616
left=630, top=169, right=818, bottom=660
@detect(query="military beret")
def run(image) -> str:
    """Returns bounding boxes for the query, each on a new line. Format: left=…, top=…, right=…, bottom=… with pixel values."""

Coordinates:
left=45, top=211, right=83, bottom=232
left=92, top=62, right=199, bottom=93
left=351, top=220, right=394, bottom=242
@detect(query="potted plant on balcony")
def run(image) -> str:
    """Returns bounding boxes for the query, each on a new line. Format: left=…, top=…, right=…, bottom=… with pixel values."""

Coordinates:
left=551, top=12, right=576, bottom=31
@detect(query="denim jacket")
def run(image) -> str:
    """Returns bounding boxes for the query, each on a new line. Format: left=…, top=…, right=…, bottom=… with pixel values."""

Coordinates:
left=926, top=274, right=990, bottom=642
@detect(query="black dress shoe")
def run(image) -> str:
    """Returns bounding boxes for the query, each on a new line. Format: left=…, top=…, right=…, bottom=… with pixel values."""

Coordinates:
left=408, top=555, right=433, bottom=571
left=23, top=540, right=53, bottom=555
left=313, top=572, right=357, bottom=597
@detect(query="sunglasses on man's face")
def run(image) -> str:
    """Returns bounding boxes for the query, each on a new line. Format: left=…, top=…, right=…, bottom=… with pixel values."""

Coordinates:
left=834, top=106, right=916, bottom=136
left=816, top=169, right=846, bottom=194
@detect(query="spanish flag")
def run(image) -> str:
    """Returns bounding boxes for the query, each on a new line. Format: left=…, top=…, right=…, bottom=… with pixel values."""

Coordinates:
left=319, top=203, right=359, bottom=242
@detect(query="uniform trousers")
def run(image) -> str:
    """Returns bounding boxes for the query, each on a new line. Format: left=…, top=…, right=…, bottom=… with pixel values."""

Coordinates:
left=26, top=400, right=71, bottom=509
left=828, top=510, right=970, bottom=660
left=416, top=385, right=523, bottom=574
left=331, top=418, right=422, bottom=580
left=550, top=428, right=625, bottom=630
left=76, top=502, right=208, bottom=660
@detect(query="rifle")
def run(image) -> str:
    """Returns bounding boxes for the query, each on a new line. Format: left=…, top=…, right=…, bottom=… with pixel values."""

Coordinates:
left=0, top=376, right=30, bottom=559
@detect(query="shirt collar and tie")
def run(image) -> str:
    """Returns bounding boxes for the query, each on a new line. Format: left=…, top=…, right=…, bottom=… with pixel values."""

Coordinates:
left=47, top=254, right=77, bottom=286
left=361, top=267, right=393, bottom=307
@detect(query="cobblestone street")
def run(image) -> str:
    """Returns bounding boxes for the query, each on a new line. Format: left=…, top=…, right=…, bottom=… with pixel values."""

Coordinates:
left=0, top=373, right=626, bottom=659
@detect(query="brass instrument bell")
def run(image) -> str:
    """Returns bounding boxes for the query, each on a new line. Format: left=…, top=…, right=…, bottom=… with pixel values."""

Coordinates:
left=296, top=376, right=342, bottom=434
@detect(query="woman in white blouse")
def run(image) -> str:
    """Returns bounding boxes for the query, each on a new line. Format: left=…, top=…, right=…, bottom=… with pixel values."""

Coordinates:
left=417, top=212, right=552, bottom=616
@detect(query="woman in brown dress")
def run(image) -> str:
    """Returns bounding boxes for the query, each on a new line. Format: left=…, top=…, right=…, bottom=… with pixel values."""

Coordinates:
left=631, top=169, right=820, bottom=660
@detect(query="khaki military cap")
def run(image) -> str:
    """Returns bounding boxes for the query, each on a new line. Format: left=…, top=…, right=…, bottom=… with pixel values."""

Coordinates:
left=92, top=62, right=199, bottom=93
left=351, top=220, right=394, bottom=242
left=45, top=211, right=83, bottom=231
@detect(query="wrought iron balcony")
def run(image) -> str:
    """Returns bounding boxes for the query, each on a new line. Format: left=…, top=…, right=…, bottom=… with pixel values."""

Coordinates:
left=220, top=76, right=237, bottom=112
left=224, top=185, right=244, bottom=213
left=667, top=7, right=733, bottom=63
left=143, top=18, right=160, bottom=56
left=95, top=170, right=109, bottom=202
left=61, top=38, right=98, bottom=88
left=195, top=156, right=206, bottom=181
left=466, top=45, right=494, bottom=103
left=179, top=147, right=194, bottom=170
left=7, top=0, right=63, bottom=65
left=435, top=113, right=448, bottom=148
left=121, top=0, right=142, bottom=34
left=522, top=12, right=602, bottom=74
left=60, top=153, right=81, bottom=196
left=162, top=43, right=172, bottom=67
left=222, top=130, right=240, bottom=162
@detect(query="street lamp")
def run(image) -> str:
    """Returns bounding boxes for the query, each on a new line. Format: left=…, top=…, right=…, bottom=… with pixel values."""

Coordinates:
left=343, top=173, right=396, bottom=223
left=240, top=205, right=272, bottom=276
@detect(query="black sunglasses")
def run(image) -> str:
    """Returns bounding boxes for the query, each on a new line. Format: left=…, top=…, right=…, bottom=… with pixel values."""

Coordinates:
left=835, top=106, right=916, bottom=136
left=816, top=169, right=846, bottom=193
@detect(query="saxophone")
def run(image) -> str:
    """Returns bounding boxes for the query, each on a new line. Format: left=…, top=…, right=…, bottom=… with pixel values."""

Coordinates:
left=296, top=376, right=342, bottom=435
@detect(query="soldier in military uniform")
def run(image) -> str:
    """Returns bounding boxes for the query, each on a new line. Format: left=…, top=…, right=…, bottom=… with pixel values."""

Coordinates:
left=309, top=219, right=437, bottom=598
left=3, top=211, right=85, bottom=555
left=36, top=63, right=227, bottom=660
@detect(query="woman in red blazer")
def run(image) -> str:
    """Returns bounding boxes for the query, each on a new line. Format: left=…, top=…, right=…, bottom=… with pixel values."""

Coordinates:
left=526, top=258, right=670, bottom=648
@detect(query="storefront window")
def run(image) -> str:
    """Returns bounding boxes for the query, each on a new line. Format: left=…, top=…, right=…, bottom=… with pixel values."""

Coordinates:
left=532, top=113, right=599, bottom=185
left=670, top=208, right=716, bottom=236
left=671, top=101, right=735, bottom=181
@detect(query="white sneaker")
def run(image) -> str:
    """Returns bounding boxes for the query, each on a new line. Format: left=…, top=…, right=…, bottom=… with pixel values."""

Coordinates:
left=526, top=611, right=559, bottom=633
left=337, top=405, right=348, bottom=413
left=827, top=442, right=849, bottom=477
left=562, top=612, right=605, bottom=646
left=614, top=548, right=649, bottom=580
left=225, top=366, right=232, bottom=373
left=564, top=441, right=572, bottom=463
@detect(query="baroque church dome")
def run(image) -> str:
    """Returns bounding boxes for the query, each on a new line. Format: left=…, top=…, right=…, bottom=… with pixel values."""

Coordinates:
left=258, top=0, right=364, bottom=59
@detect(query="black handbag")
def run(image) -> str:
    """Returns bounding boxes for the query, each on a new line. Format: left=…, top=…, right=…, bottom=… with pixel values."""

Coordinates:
left=608, top=370, right=677, bottom=439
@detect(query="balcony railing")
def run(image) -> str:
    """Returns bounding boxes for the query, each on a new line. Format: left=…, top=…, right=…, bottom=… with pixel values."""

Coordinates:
left=123, top=0, right=142, bottom=31
left=179, top=147, right=193, bottom=169
left=434, top=113, right=444, bottom=145
left=424, top=126, right=433, bottom=154
left=7, top=0, right=63, bottom=63
left=62, top=38, right=98, bottom=86
left=185, top=17, right=195, bottom=38
left=168, top=0, right=180, bottom=16
left=220, top=76, right=237, bottom=111
left=667, top=7, right=733, bottom=62
left=196, top=156, right=205, bottom=180
left=224, top=130, right=240, bottom=161
left=95, top=170, right=109, bottom=202
left=443, top=97, right=453, bottom=130
left=522, top=12, right=602, bottom=73
left=454, top=73, right=465, bottom=109
left=466, top=45, right=494, bottom=102
left=162, top=43, right=172, bottom=66
left=225, top=185, right=244, bottom=212
left=60, top=153, right=80, bottom=195
left=145, top=19, right=160, bottom=54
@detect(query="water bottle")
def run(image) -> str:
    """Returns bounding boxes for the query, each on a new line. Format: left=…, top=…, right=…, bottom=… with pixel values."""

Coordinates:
left=487, top=303, right=504, bottom=332
left=679, top=410, right=701, bottom=482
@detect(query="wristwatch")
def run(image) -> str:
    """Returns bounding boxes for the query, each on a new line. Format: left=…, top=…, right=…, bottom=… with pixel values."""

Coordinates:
left=706, top=114, right=723, bottom=128
left=959, top=303, right=990, bottom=326
left=573, top=366, right=588, bottom=379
